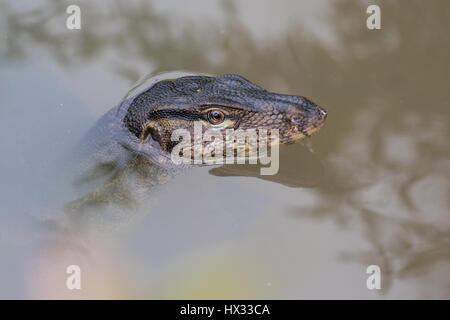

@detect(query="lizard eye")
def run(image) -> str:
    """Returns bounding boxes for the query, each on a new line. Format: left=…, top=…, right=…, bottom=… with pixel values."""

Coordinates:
left=207, top=109, right=225, bottom=124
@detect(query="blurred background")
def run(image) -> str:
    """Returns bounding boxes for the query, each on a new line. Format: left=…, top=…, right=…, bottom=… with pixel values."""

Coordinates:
left=0, top=0, right=449, bottom=299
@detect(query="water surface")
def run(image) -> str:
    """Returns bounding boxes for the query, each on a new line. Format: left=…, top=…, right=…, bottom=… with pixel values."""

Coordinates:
left=0, top=0, right=449, bottom=299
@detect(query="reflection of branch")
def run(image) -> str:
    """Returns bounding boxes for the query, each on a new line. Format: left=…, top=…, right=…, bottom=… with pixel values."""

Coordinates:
left=293, top=196, right=450, bottom=293
left=347, top=208, right=449, bottom=290
left=359, top=208, right=393, bottom=293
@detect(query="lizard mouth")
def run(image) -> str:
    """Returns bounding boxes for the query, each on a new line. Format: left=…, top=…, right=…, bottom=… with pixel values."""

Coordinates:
left=285, top=106, right=327, bottom=142
left=304, top=108, right=327, bottom=136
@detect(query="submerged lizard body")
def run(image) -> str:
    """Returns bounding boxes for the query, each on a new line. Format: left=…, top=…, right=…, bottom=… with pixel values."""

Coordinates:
left=68, top=74, right=327, bottom=214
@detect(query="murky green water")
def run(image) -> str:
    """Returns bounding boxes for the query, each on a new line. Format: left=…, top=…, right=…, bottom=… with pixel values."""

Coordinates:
left=0, top=0, right=449, bottom=299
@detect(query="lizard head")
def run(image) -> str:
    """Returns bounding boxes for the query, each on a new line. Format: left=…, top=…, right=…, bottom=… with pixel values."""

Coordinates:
left=124, top=74, right=327, bottom=159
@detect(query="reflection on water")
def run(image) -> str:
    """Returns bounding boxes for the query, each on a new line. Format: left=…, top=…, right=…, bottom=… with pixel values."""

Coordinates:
left=0, top=0, right=449, bottom=299
left=210, top=143, right=324, bottom=188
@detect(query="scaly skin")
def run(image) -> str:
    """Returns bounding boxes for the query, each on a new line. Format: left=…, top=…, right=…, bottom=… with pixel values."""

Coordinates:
left=125, top=74, right=327, bottom=147
left=67, top=74, right=327, bottom=214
